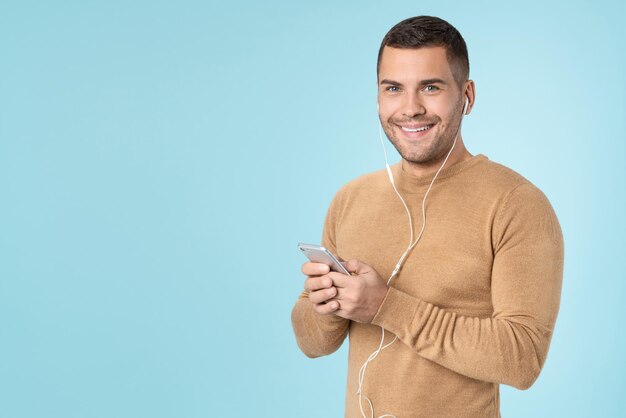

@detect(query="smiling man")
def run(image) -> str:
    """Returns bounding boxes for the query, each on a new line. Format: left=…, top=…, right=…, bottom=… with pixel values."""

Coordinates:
left=291, top=16, right=564, bottom=418
left=378, top=45, right=474, bottom=176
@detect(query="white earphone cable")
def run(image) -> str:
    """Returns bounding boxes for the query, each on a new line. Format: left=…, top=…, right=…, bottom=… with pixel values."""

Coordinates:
left=358, top=99, right=467, bottom=418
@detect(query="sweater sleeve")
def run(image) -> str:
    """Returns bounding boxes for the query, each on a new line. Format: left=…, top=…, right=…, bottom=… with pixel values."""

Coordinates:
left=370, top=182, right=564, bottom=389
left=291, top=189, right=350, bottom=358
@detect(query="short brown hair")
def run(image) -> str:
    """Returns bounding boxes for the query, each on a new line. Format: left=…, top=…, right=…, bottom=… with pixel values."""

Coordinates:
left=377, top=16, right=470, bottom=88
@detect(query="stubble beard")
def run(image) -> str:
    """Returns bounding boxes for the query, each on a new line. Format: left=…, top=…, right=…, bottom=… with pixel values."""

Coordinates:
left=381, top=102, right=464, bottom=165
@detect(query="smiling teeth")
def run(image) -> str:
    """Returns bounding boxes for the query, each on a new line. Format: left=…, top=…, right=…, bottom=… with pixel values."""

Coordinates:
left=402, top=124, right=432, bottom=132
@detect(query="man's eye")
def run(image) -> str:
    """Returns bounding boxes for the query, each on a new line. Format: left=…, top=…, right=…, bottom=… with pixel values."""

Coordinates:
left=386, top=86, right=400, bottom=92
left=424, top=85, right=439, bottom=92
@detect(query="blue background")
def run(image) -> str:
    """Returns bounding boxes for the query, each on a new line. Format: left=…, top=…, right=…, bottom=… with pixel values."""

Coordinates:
left=1, top=0, right=624, bottom=417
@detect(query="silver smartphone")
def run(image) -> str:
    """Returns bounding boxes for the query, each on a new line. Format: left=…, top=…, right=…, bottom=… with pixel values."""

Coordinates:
left=297, top=242, right=350, bottom=275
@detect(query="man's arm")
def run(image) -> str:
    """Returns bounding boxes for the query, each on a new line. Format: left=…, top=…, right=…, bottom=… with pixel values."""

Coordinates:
left=369, top=182, right=564, bottom=389
left=291, top=190, right=350, bottom=358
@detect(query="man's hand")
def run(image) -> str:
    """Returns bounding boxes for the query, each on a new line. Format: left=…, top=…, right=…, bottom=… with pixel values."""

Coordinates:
left=301, top=260, right=389, bottom=323
left=302, top=262, right=341, bottom=315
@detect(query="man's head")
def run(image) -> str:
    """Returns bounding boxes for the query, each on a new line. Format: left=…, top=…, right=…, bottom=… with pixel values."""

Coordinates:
left=377, top=16, right=475, bottom=167
left=377, top=16, right=469, bottom=89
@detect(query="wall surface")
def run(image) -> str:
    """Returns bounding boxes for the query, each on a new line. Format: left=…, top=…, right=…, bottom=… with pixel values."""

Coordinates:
left=1, top=1, right=624, bottom=417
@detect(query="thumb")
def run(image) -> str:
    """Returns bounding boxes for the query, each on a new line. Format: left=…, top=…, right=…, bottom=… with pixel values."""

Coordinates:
left=342, top=259, right=362, bottom=275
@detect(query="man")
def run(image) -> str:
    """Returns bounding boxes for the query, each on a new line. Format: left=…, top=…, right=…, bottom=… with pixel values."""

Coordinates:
left=291, top=15, right=563, bottom=418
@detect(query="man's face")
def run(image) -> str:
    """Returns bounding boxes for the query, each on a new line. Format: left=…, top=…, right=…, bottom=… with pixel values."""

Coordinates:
left=377, top=46, right=467, bottom=165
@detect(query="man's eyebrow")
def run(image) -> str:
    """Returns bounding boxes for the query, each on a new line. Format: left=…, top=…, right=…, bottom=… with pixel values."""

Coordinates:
left=379, top=78, right=447, bottom=86
left=419, top=78, right=447, bottom=86
left=379, top=79, right=402, bottom=86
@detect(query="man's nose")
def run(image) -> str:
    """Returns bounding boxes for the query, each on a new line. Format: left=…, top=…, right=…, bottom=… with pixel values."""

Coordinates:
left=401, top=91, right=426, bottom=118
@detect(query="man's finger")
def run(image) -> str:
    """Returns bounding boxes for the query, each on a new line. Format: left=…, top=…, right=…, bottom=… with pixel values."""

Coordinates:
left=342, top=259, right=361, bottom=274
left=304, top=275, right=333, bottom=292
left=329, top=272, right=349, bottom=288
left=301, top=262, right=330, bottom=276
left=308, top=286, right=337, bottom=304
left=313, top=300, right=340, bottom=315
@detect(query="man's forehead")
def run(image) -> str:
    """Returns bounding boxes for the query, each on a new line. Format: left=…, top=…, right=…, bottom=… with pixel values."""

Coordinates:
left=378, top=45, right=454, bottom=82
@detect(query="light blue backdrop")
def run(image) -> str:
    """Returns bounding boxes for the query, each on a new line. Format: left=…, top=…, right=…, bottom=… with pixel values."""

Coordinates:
left=1, top=0, right=624, bottom=417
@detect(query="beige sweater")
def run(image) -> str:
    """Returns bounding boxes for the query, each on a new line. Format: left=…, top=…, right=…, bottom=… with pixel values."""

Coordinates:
left=291, top=154, right=564, bottom=418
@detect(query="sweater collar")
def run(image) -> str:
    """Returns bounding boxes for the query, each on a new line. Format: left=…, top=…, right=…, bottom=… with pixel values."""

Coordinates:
left=391, top=153, right=488, bottom=193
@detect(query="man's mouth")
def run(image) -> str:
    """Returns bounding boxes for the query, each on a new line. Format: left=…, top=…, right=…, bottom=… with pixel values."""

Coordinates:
left=395, top=122, right=436, bottom=138
left=400, top=124, right=435, bottom=133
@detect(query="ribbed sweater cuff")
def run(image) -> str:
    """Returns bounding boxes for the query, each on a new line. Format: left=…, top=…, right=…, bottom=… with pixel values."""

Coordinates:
left=371, top=286, right=423, bottom=334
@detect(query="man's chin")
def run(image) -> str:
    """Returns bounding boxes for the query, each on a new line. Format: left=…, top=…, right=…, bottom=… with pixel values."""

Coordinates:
left=393, top=144, right=434, bottom=164
left=393, top=139, right=455, bottom=166
left=398, top=148, right=447, bottom=165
